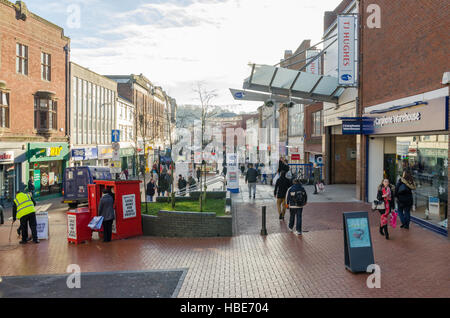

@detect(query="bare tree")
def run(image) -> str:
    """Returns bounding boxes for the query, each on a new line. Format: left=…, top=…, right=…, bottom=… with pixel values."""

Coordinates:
left=193, top=82, right=219, bottom=212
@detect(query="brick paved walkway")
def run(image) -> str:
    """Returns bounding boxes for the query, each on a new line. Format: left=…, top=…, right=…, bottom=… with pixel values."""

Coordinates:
left=0, top=179, right=449, bottom=298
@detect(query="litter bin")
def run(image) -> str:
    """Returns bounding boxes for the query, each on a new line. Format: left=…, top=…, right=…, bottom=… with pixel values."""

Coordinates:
left=67, top=207, right=92, bottom=244
left=88, top=180, right=143, bottom=240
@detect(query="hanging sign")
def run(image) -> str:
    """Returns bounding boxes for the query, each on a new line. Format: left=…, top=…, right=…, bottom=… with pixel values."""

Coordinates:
left=338, top=15, right=356, bottom=86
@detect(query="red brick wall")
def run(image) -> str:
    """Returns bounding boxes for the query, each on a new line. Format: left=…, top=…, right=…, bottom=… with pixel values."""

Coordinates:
left=0, top=1, right=69, bottom=141
left=304, top=102, right=323, bottom=154
left=360, top=0, right=449, bottom=108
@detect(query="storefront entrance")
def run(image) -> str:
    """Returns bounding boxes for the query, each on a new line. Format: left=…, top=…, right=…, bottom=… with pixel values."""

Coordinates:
left=369, top=135, right=448, bottom=230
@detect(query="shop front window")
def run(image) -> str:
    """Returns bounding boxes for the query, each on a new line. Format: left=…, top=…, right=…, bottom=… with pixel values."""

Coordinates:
left=396, top=135, right=448, bottom=229
left=30, top=161, right=63, bottom=196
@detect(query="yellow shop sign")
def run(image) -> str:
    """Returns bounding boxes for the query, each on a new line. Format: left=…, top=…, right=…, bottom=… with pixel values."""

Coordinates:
left=47, top=146, right=63, bottom=157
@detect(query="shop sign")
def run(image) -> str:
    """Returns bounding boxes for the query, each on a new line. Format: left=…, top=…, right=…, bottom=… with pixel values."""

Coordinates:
left=47, top=146, right=63, bottom=157
left=122, top=194, right=137, bottom=219
left=306, top=49, right=321, bottom=75
left=341, top=117, right=375, bottom=135
left=71, top=147, right=98, bottom=161
left=291, top=154, right=301, bottom=161
left=338, top=15, right=357, bottom=86
left=0, top=151, right=14, bottom=162
left=366, top=97, right=448, bottom=135
left=97, top=146, right=113, bottom=159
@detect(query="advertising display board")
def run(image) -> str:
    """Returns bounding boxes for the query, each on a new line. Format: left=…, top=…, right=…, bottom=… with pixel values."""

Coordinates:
left=226, top=153, right=239, bottom=193
left=35, top=211, right=49, bottom=240
left=343, top=211, right=375, bottom=272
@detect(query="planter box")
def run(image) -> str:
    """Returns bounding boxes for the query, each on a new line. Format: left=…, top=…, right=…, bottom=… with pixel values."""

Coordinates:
left=142, top=210, right=232, bottom=237
left=189, top=191, right=227, bottom=200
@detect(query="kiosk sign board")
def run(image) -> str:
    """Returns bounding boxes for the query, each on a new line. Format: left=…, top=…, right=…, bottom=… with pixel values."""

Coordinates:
left=67, top=214, right=77, bottom=239
left=122, top=194, right=137, bottom=219
left=35, top=212, right=49, bottom=240
left=343, top=212, right=375, bottom=272
left=226, top=153, right=239, bottom=193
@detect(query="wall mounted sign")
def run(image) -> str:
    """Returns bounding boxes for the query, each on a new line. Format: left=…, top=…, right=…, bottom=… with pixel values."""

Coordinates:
left=0, top=151, right=14, bottom=162
left=343, top=212, right=375, bottom=273
left=338, top=15, right=357, bottom=86
left=365, top=97, right=448, bottom=135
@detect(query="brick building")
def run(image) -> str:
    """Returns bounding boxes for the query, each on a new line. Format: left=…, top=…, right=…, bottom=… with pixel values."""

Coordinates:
left=358, top=0, right=449, bottom=236
left=0, top=0, right=70, bottom=201
left=322, top=0, right=358, bottom=185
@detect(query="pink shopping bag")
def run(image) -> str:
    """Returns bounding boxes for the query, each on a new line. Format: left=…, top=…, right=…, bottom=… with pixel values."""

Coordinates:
left=390, top=210, right=398, bottom=228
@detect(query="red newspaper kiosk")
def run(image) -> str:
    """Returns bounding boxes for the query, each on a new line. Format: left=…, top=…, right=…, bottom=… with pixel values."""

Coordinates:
left=88, top=180, right=143, bottom=240
left=67, top=207, right=92, bottom=244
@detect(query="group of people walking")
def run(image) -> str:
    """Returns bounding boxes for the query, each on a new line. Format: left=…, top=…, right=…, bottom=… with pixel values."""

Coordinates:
left=375, top=169, right=416, bottom=239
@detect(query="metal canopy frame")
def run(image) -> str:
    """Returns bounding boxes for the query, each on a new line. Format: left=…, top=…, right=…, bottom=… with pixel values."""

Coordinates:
left=243, top=64, right=344, bottom=103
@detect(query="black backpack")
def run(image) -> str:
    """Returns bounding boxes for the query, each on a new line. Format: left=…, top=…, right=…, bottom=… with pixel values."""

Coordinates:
left=291, top=187, right=307, bottom=207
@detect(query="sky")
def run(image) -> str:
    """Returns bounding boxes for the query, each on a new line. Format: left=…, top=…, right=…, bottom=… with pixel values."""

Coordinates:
left=26, top=0, right=342, bottom=112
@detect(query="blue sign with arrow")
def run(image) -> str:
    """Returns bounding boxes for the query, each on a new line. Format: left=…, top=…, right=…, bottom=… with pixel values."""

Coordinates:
left=112, top=130, right=120, bottom=142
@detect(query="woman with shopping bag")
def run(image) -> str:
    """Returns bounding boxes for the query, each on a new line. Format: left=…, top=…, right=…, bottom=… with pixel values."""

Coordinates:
left=376, top=179, right=395, bottom=240
left=97, top=188, right=115, bottom=242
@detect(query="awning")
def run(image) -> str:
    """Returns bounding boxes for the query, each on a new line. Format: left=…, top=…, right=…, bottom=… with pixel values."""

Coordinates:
left=229, top=88, right=314, bottom=105
left=243, top=64, right=345, bottom=103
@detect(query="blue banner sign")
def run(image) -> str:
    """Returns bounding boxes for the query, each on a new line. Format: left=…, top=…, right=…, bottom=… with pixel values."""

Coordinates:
left=340, top=117, right=375, bottom=135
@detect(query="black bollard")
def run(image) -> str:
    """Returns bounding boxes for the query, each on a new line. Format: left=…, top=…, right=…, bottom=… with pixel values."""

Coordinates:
left=261, top=206, right=268, bottom=236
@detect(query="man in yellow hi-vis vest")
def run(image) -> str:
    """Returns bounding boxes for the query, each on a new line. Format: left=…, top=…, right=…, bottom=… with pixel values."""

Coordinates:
left=13, top=186, right=39, bottom=244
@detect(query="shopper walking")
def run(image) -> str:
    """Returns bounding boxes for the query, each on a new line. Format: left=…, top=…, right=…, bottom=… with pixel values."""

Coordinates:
left=395, top=170, right=416, bottom=229
left=245, top=163, right=258, bottom=199
left=98, top=188, right=115, bottom=242
left=312, top=163, right=321, bottom=194
left=376, top=178, right=395, bottom=239
left=274, top=171, right=292, bottom=220
left=188, top=175, right=196, bottom=191
left=196, top=167, right=201, bottom=183
left=178, top=175, right=187, bottom=196
left=28, top=177, right=35, bottom=198
left=286, top=177, right=308, bottom=235
left=158, top=170, right=169, bottom=197
left=146, top=179, right=156, bottom=202
left=13, top=185, right=39, bottom=244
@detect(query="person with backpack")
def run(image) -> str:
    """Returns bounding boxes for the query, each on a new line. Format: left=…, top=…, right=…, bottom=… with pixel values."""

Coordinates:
left=285, top=177, right=308, bottom=235
left=274, top=171, right=292, bottom=220
left=395, top=169, right=416, bottom=229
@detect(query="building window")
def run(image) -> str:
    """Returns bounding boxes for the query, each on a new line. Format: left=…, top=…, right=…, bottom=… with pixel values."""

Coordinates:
left=16, top=43, right=28, bottom=75
left=41, top=52, right=51, bottom=81
left=312, top=110, right=323, bottom=137
left=34, top=98, right=57, bottom=130
left=0, top=91, right=9, bottom=128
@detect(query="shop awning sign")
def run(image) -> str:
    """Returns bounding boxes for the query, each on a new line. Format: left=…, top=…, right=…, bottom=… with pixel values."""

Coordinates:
left=0, top=151, right=14, bottom=162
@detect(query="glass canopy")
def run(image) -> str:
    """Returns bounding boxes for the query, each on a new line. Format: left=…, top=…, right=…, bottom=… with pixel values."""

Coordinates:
left=243, top=64, right=345, bottom=103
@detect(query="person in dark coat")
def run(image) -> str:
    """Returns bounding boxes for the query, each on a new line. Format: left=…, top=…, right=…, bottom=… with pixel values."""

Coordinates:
left=278, top=157, right=289, bottom=174
left=196, top=167, right=201, bottom=183
left=159, top=171, right=169, bottom=197
left=97, top=188, right=115, bottom=242
left=178, top=175, right=187, bottom=196
left=146, top=179, right=156, bottom=202
left=28, top=177, right=35, bottom=197
left=312, top=163, right=321, bottom=194
left=395, top=170, right=416, bottom=229
left=245, top=163, right=259, bottom=199
left=274, top=171, right=292, bottom=220
left=376, top=178, right=395, bottom=239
